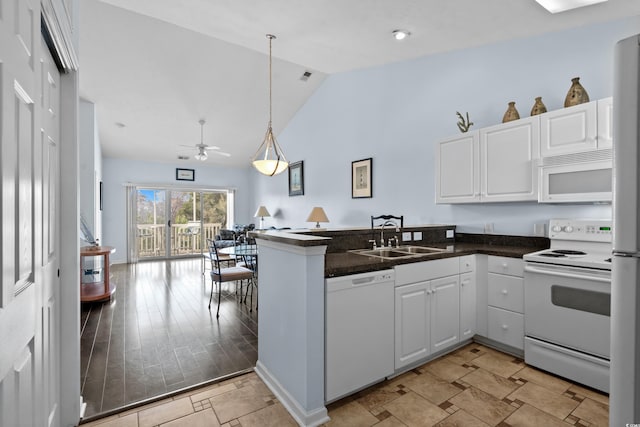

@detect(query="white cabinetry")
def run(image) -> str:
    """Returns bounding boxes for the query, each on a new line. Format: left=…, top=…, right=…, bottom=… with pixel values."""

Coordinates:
left=540, top=100, right=597, bottom=156
left=436, top=117, right=539, bottom=203
left=436, top=132, right=480, bottom=203
left=459, top=255, right=476, bottom=341
left=480, top=117, right=540, bottom=202
left=487, top=256, right=525, bottom=350
left=540, top=98, right=612, bottom=157
left=394, top=258, right=460, bottom=369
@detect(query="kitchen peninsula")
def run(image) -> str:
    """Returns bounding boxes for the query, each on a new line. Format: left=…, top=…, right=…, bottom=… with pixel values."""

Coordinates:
left=252, top=226, right=548, bottom=427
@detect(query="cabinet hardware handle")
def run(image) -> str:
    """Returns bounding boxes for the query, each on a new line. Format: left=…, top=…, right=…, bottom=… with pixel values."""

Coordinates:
left=502, top=324, right=508, bottom=330
left=502, top=290, right=508, bottom=295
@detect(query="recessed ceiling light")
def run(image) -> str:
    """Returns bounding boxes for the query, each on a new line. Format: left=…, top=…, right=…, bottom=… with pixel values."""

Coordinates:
left=535, top=0, right=607, bottom=13
left=392, top=30, right=411, bottom=41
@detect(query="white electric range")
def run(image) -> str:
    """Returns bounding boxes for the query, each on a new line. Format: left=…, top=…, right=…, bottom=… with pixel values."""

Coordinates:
left=523, top=219, right=612, bottom=393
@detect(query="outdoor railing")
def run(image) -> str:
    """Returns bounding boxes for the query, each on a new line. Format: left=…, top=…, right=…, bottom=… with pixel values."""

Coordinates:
left=137, top=223, right=223, bottom=258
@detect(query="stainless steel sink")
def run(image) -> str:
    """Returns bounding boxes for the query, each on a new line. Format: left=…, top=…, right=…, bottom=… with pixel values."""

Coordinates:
left=351, top=245, right=446, bottom=259
left=356, top=248, right=413, bottom=258
left=395, top=246, right=446, bottom=254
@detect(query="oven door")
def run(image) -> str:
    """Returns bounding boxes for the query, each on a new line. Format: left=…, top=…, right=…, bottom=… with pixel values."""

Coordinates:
left=524, top=262, right=611, bottom=358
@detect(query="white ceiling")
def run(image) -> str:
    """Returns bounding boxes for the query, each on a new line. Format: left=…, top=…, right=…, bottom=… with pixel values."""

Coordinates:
left=79, top=0, right=640, bottom=167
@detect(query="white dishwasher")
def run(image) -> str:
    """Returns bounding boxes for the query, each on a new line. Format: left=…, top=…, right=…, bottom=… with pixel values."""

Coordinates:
left=325, top=269, right=395, bottom=402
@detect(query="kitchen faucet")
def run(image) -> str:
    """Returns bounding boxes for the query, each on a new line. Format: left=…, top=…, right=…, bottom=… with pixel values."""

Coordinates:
left=380, top=220, right=400, bottom=248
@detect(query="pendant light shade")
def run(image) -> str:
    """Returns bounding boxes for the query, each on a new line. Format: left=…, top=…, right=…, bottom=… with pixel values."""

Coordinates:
left=252, top=34, right=289, bottom=176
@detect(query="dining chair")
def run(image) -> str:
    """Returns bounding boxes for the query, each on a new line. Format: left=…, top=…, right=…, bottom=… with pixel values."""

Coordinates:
left=207, top=239, right=255, bottom=318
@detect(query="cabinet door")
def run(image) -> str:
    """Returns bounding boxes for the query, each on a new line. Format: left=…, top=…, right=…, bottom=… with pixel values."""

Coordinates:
left=459, top=272, right=476, bottom=341
left=395, top=282, right=430, bottom=369
left=430, top=275, right=460, bottom=353
left=540, top=100, right=597, bottom=156
left=480, top=117, right=540, bottom=202
left=597, top=97, right=613, bottom=149
left=436, top=132, right=480, bottom=204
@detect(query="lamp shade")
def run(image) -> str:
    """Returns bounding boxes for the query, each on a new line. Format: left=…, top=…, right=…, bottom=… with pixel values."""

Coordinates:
left=254, top=206, right=271, bottom=218
left=306, top=207, right=329, bottom=228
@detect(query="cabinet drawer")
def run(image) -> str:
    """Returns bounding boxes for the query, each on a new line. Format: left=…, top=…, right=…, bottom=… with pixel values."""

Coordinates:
left=488, top=307, right=524, bottom=350
left=459, top=255, right=475, bottom=273
left=395, top=257, right=459, bottom=286
left=488, top=274, right=524, bottom=313
left=488, top=256, right=524, bottom=277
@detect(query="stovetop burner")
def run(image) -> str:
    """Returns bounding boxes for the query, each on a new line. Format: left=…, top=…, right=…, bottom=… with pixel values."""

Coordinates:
left=552, top=249, right=587, bottom=256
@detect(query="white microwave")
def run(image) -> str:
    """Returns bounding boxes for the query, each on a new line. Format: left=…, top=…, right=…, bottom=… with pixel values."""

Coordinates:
left=538, top=149, right=612, bottom=203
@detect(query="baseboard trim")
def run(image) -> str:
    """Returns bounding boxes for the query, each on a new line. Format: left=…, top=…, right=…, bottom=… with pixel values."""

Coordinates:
left=255, top=361, right=329, bottom=427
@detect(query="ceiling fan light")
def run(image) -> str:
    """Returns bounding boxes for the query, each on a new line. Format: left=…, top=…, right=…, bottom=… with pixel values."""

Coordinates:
left=195, top=151, right=208, bottom=161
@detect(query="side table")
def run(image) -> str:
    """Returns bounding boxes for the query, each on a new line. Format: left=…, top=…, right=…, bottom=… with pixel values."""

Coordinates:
left=80, top=245, right=116, bottom=302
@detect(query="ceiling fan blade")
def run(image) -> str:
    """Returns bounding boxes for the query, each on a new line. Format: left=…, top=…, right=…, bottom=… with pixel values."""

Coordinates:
left=212, top=151, right=231, bottom=157
left=204, top=145, right=221, bottom=150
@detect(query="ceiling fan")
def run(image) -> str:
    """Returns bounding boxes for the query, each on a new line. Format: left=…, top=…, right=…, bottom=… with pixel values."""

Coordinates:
left=180, top=119, right=231, bottom=161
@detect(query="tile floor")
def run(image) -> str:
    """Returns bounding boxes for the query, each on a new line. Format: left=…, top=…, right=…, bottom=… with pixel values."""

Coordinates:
left=81, top=342, right=609, bottom=427
left=81, top=259, right=258, bottom=418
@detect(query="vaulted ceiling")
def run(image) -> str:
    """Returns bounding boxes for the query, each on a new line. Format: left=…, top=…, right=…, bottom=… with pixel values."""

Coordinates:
left=79, top=0, right=640, bottom=167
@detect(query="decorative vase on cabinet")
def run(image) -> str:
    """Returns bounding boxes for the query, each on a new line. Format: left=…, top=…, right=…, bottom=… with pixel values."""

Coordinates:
left=502, top=102, right=520, bottom=123
left=564, top=77, right=590, bottom=107
left=530, top=97, right=547, bottom=116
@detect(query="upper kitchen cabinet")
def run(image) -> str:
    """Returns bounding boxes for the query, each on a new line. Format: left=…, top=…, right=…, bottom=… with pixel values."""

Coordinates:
left=436, top=117, right=539, bottom=204
left=480, top=116, right=540, bottom=202
left=435, top=132, right=480, bottom=203
left=597, top=97, right=613, bottom=149
left=540, top=98, right=612, bottom=157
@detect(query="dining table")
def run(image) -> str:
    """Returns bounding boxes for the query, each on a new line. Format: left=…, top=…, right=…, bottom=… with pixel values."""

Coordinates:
left=219, top=244, right=258, bottom=272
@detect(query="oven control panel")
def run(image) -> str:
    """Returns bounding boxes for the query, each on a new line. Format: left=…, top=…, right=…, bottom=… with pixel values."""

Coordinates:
left=548, top=219, right=612, bottom=242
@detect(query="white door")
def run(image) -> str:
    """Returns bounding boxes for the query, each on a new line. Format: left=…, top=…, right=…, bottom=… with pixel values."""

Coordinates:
left=395, top=282, right=430, bottom=369
left=0, top=1, right=61, bottom=425
left=459, top=272, right=476, bottom=341
left=480, top=116, right=540, bottom=202
left=540, top=100, right=597, bottom=156
left=435, top=132, right=480, bottom=204
left=430, top=275, right=460, bottom=353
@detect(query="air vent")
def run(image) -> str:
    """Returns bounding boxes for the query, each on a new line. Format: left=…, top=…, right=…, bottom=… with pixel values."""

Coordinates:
left=300, top=71, right=312, bottom=82
left=177, top=155, right=189, bottom=160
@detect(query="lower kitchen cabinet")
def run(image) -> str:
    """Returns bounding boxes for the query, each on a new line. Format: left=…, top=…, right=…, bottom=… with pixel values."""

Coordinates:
left=395, top=282, right=430, bottom=368
left=486, top=256, right=525, bottom=350
left=459, top=271, right=476, bottom=340
left=395, top=275, right=460, bottom=370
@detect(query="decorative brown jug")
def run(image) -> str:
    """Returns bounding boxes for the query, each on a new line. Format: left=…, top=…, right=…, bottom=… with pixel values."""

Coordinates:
left=530, top=97, right=547, bottom=116
left=564, top=77, right=590, bottom=107
left=502, top=101, right=520, bottom=123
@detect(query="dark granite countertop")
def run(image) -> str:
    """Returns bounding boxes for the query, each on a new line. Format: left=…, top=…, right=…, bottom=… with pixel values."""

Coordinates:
left=325, top=242, right=544, bottom=277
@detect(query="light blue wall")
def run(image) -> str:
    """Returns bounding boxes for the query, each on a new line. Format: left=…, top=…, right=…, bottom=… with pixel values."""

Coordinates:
left=102, top=158, right=254, bottom=263
left=252, top=16, right=640, bottom=235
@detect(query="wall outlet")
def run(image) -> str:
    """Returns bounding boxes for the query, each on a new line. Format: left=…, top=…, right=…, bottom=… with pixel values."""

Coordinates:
left=402, top=232, right=412, bottom=242
left=484, top=223, right=494, bottom=233
left=446, top=229, right=454, bottom=238
left=413, top=231, right=423, bottom=241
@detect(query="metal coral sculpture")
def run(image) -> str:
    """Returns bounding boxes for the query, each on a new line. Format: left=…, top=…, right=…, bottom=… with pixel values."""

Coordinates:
left=456, top=111, right=473, bottom=133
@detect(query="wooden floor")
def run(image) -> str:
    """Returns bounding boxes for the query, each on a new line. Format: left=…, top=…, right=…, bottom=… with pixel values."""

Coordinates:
left=80, top=258, right=258, bottom=419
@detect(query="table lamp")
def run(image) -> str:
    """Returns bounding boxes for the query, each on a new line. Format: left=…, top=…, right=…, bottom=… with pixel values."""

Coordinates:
left=254, top=205, right=271, bottom=229
left=306, top=207, right=329, bottom=229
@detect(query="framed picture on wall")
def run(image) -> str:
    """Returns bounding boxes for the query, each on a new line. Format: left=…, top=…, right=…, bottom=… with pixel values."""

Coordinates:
left=176, top=168, right=195, bottom=181
left=352, top=158, right=372, bottom=198
left=288, top=161, right=304, bottom=196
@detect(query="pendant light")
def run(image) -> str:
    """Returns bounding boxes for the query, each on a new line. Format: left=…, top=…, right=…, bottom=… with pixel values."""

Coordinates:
left=251, top=34, right=289, bottom=176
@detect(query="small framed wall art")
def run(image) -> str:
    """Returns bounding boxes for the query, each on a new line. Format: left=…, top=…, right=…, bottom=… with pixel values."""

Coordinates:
left=352, top=157, right=372, bottom=198
left=288, top=161, right=304, bottom=196
left=176, top=168, right=195, bottom=181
